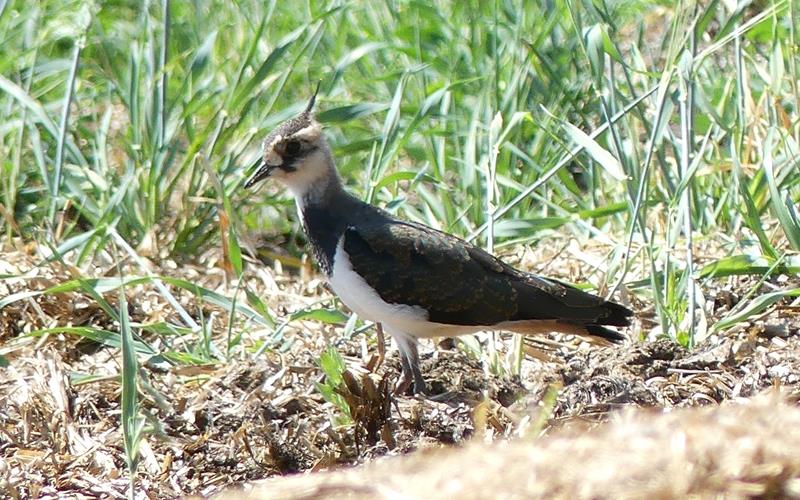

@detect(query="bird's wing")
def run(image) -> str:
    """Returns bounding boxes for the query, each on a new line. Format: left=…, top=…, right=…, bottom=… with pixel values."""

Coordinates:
left=342, top=220, right=629, bottom=328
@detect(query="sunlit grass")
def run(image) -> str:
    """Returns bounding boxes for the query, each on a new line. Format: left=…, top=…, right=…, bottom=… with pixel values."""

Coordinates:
left=2, top=1, right=797, bottom=315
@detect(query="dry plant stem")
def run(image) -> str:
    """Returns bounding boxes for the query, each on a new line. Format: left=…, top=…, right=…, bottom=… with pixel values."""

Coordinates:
left=375, top=322, right=386, bottom=369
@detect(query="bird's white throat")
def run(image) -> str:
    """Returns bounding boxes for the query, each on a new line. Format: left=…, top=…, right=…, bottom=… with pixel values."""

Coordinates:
left=282, top=149, right=341, bottom=206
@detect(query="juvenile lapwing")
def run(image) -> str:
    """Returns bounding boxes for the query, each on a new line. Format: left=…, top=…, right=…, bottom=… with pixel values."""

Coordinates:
left=245, top=90, right=633, bottom=395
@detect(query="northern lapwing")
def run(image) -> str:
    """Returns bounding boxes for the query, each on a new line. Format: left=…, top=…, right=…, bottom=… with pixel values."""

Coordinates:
left=244, top=90, right=633, bottom=395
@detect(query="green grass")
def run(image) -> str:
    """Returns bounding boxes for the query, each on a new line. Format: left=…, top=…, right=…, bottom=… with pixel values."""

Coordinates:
left=3, top=0, right=799, bottom=339
left=1, top=0, right=799, bottom=481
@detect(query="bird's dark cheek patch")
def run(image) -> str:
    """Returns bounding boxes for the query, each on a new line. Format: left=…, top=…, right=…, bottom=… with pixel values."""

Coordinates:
left=278, top=154, right=299, bottom=172
left=280, top=145, right=319, bottom=173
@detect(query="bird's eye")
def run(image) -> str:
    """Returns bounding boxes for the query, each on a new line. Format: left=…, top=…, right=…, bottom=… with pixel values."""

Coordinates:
left=285, top=140, right=301, bottom=155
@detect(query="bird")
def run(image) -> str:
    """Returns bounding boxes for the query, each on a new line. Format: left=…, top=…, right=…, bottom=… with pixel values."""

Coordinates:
left=244, top=89, right=633, bottom=395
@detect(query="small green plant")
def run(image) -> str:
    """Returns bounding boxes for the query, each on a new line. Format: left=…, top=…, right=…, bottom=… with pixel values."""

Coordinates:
left=119, top=281, right=145, bottom=500
left=316, top=345, right=394, bottom=451
left=315, top=346, right=353, bottom=426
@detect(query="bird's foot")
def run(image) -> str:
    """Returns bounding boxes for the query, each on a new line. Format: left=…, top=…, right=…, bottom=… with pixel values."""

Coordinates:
left=392, top=331, right=427, bottom=396
left=412, top=377, right=427, bottom=396
left=393, top=376, right=412, bottom=395
left=393, top=372, right=427, bottom=397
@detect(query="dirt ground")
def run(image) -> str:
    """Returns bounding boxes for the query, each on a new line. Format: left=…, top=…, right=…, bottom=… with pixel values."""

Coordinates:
left=1, top=237, right=799, bottom=498
left=214, top=394, right=800, bottom=499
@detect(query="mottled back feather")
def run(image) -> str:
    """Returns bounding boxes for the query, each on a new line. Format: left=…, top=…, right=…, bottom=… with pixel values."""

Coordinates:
left=343, top=219, right=632, bottom=330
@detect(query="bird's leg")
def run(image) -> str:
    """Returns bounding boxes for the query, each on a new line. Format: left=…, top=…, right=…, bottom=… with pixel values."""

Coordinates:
left=395, top=335, right=426, bottom=395
left=407, top=343, right=426, bottom=395
left=395, top=353, right=413, bottom=395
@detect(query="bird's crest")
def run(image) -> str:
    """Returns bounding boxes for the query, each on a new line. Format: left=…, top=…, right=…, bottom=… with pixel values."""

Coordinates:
left=304, top=81, right=321, bottom=116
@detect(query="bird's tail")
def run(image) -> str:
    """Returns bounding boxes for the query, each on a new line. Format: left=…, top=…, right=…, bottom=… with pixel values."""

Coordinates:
left=499, top=300, right=633, bottom=344
left=584, top=324, right=626, bottom=343
left=583, top=300, right=633, bottom=343
left=597, top=300, right=634, bottom=327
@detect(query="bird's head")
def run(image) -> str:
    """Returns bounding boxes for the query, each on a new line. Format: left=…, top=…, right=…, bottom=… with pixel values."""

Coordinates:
left=244, top=85, right=337, bottom=199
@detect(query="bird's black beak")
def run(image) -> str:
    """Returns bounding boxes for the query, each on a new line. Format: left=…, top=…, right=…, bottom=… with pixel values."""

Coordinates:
left=244, top=159, right=274, bottom=189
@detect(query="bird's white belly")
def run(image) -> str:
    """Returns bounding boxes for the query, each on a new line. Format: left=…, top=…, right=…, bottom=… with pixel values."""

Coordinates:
left=329, top=237, right=431, bottom=330
left=328, top=236, right=495, bottom=339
